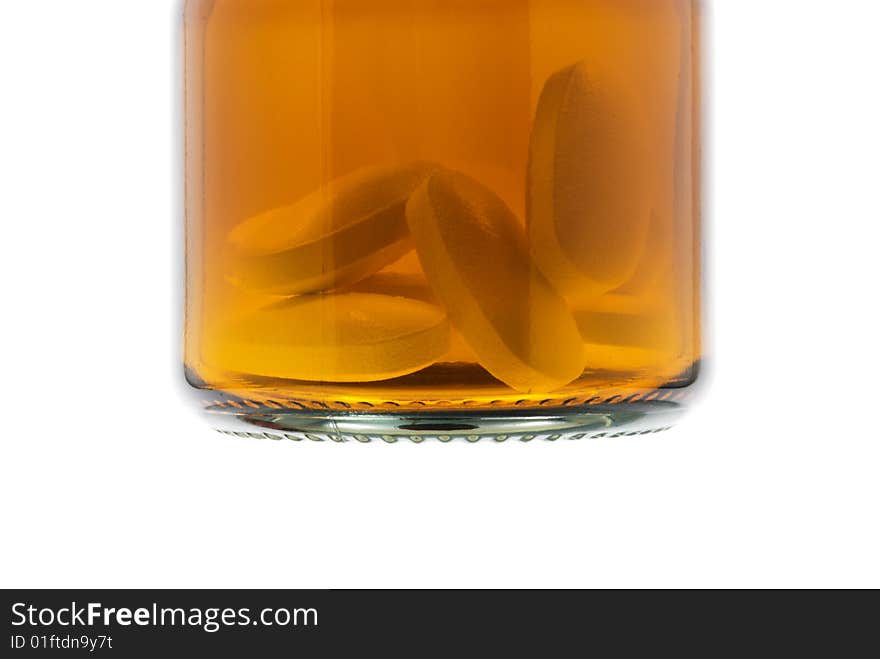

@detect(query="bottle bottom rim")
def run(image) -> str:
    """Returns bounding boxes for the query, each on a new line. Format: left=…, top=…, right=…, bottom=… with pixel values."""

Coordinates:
left=203, top=400, right=687, bottom=443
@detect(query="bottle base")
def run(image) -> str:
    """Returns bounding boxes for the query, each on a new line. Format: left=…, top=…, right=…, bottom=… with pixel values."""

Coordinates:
left=202, top=400, right=687, bottom=443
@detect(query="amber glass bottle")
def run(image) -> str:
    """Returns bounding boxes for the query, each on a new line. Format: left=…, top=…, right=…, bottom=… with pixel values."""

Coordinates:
left=183, top=0, right=704, bottom=442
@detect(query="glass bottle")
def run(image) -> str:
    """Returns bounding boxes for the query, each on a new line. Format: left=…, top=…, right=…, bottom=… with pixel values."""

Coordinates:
left=182, top=0, right=704, bottom=442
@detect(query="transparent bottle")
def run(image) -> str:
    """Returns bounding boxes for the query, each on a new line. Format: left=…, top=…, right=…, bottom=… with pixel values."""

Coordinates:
left=182, top=0, right=704, bottom=442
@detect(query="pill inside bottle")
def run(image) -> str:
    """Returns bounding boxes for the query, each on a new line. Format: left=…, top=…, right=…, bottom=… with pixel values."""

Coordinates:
left=227, top=163, right=435, bottom=296
left=215, top=293, right=451, bottom=383
left=406, top=169, right=584, bottom=393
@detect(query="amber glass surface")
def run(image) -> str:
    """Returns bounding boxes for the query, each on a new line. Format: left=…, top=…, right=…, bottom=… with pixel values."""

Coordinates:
left=183, top=0, right=702, bottom=418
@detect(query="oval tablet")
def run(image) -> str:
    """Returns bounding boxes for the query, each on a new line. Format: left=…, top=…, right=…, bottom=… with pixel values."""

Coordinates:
left=573, top=288, right=680, bottom=373
left=220, top=293, right=451, bottom=382
left=406, top=169, right=583, bottom=393
left=528, top=60, right=652, bottom=303
left=573, top=293, right=677, bottom=353
left=227, top=162, right=435, bottom=295
left=344, top=264, right=478, bottom=364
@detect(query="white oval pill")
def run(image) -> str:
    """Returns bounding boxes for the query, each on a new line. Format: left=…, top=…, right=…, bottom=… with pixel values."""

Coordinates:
left=227, top=162, right=436, bottom=295
left=528, top=61, right=652, bottom=303
left=219, top=293, right=451, bottom=382
left=406, top=169, right=584, bottom=393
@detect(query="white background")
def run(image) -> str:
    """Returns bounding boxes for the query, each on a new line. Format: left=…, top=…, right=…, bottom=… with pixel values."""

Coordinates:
left=1, top=0, right=878, bottom=588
